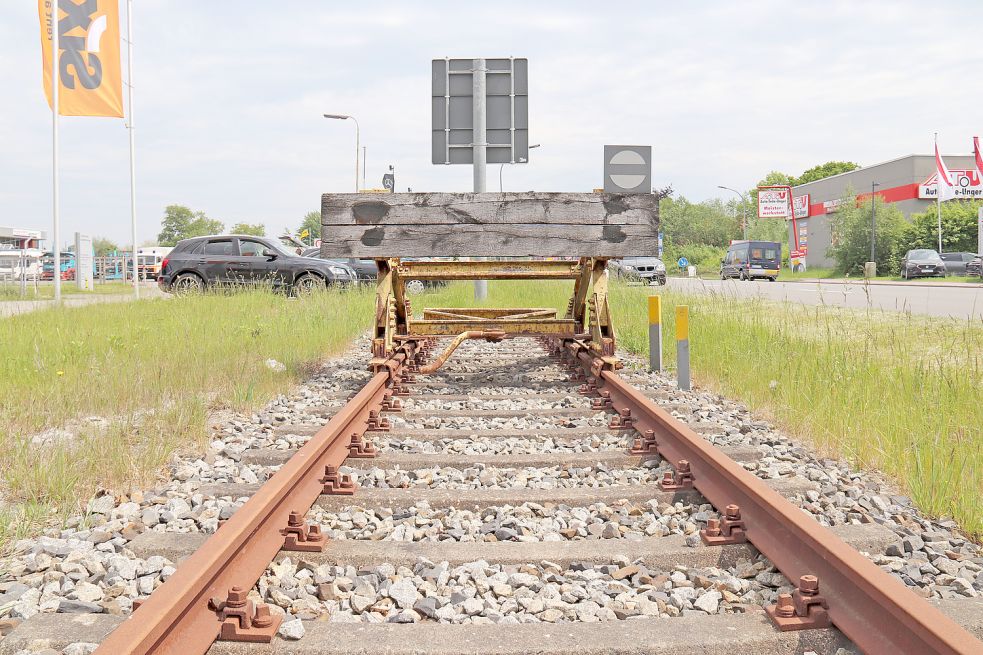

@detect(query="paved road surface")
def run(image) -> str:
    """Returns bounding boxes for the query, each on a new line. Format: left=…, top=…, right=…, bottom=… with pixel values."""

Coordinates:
left=668, top=277, right=983, bottom=320
left=0, top=286, right=165, bottom=318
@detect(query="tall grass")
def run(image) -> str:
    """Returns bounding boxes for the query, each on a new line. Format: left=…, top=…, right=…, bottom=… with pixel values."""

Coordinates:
left=0, top=287, right=375, bottom=546
left=425, top=280, right=982, bottom=538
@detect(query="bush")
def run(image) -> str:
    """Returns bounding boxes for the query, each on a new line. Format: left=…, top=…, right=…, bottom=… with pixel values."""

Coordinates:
left=900, top=200, right=982, bottom=254
left=827, top=191, right=907, bottom=275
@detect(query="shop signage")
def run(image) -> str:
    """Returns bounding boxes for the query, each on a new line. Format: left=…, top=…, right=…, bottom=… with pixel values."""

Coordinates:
left=919, top=169, right=983, bottom=199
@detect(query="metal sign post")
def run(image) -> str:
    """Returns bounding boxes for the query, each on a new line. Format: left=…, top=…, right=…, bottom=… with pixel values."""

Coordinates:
left=978, top=206, right=983, bottom=257
left=432, top=56, right=529, bottom=301
left=473, top=57, right=487, bottom=300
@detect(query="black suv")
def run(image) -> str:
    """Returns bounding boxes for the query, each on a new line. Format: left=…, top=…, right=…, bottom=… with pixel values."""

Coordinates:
left=158, top=235, right=354, bottom=294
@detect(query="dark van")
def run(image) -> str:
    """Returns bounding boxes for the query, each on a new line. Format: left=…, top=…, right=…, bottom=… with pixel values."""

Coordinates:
left=720, top=240, right=780, bottom=281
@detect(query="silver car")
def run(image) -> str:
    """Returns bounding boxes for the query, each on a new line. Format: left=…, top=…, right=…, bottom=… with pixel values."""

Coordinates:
left=612, top=257, right=667, bottom=285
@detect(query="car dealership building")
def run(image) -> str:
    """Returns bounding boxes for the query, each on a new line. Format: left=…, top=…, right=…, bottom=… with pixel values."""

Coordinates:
left=787, top=154, right=981, bottom=269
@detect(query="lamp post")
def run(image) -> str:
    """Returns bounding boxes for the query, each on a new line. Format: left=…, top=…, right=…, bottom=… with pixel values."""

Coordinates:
left=717, top=185, right=748, bottom=240
left=870, top=182, right=880, bottom=261
left=500, top=144, right=540, bottom=192
left=323, top=114, right=359, bottom=192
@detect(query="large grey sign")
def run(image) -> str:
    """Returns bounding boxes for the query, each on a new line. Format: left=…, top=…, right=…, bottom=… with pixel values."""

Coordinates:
left=432, top=58, right=529, bottom=165
left=603, top=145, right=652, bottom=194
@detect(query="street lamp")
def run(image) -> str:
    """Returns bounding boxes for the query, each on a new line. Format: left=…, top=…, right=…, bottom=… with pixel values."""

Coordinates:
left=718, top=185, right=748, bottom=240
left=870, top=182, right=880, bottom=261
left=323, top=113, right=360, bottom=192
left=500, top=144, right=540, bottom=192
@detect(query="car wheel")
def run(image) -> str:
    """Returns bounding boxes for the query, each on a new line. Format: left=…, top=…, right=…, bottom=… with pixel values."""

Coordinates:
left=739, top=269, right=746, bottom=281
left=405, top=279, right=426, bottom=295
left=658, top=277, right=667, bottom=286
left=172, top=273, right=204, bottom=295
left=768, top=277, right=776, bottom=282
left=294, top=273, right=323, bottom=295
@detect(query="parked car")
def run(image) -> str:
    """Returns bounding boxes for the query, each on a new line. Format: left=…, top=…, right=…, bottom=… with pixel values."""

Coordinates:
left=611, top=257, right=667, bottom=285
left=720, top=240, right=780, bottom=281
left=900, top=249, right=946, bottom=279
left=966, top=255, right=982, bottom=278
left=939, top=252, right=977, bottom=276
left=301, top=249, right=377, bottom=284
left=158, top=235, right=355, bottom=294
left=304, top=251, right=449, bottom=294
left=41, top=251, right=77, bottom=281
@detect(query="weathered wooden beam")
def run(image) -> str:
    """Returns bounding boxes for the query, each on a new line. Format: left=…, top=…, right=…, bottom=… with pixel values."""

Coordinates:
left=322, top=192, right=658, bottom=226
left=321, top=225, right=659, bottom=258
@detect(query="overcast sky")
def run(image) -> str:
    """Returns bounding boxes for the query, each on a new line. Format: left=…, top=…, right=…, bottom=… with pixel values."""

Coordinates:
left=3, top=1, right=982, bottom=245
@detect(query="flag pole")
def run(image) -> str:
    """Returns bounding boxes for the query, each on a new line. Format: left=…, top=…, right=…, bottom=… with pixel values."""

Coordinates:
left=52, top=0, right=61, bottom=304
left=125, top=0, right=138, bottom=297
left=936, top=132, right=943, bottom=253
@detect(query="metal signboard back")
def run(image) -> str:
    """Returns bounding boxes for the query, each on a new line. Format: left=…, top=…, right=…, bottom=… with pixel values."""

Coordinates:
left=432, top=58, right=529, bottom=165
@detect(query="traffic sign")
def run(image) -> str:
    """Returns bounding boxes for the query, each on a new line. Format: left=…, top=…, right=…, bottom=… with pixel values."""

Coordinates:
left=382, top=173, right=395, bottom=191
left=603, top=145, right=652, bottom=194
left=677, top=256, right=688, bottom=269
left=431, top=57, right=529, bottom=165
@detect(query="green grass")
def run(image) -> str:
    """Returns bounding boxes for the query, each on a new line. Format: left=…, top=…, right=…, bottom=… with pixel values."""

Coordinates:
left=0, top=287, right=376, bottom=547
left=423, top=280, right=982, bottom=539
left=0, top=281, right=138, bottom=300
left=2, top=278, right=979, bottom=547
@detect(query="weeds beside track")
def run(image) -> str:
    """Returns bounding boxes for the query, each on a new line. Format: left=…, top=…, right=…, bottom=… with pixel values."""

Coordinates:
left=0, top=287, right=375, bottom=547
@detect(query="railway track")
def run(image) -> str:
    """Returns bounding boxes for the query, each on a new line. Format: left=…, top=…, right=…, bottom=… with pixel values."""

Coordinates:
left=4, top=337, right=982, bottom=654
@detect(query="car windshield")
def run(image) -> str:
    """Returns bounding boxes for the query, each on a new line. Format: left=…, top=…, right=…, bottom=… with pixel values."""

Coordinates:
left=909, top=250, right=940, bottom=260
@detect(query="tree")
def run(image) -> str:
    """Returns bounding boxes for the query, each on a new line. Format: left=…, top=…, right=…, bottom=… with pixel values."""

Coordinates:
left=659, top=196, right=740, bottom=248
left=792, top=161, right=860, bottom=186
left=92, top=237, right=119, bottom=256
left=157, top=205, right=224, bottom=246
left=899, top=200, right=981, bottom=254
left=298, top=211, right=321, bottom=243
left=229, top=222, right=265, bottom=236
left=827, top=190, right=907, bottom=275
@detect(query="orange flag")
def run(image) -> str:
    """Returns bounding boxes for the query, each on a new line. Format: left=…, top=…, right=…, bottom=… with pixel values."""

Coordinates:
left=38, top=0, right=124, bottom=117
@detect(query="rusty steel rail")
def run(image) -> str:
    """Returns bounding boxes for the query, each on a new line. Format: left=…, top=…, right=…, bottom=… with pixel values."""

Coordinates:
left=93, top=345, right=416, bottom=655
left=556, top=339, right=983, bottom=655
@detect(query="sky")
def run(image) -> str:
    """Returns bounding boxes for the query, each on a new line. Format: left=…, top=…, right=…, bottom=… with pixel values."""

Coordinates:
left=2, top=0, right=982, bottom=246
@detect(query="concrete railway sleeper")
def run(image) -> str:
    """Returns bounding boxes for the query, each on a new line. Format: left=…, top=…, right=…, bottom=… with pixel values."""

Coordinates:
left=3, top=338, right=981, bottom=655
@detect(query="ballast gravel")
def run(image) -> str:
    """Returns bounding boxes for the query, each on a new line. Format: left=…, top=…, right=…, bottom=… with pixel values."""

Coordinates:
left=0, top=336, right=979, bottom=644
left=256, top=553, right=788, bottom=624
left=309, top=499, right=714, bottom=543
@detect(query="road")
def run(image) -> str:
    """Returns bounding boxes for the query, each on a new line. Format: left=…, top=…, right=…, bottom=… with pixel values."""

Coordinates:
left=0, top=286, right=166, bottom=318
left=667, top=277, right=983, bottom=320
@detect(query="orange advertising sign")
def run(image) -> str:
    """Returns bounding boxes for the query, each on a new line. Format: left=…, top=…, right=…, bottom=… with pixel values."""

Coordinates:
left=38, top=0, right=123, bottom=117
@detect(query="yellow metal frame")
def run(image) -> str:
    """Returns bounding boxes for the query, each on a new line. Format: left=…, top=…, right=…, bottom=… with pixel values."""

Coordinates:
left=370, top=257, right=619, bottom=368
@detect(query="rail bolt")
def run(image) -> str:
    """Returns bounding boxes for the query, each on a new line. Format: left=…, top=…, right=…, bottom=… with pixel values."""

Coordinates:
left=349, top=432, right=379, bottom=458
left=212, top=585, right=282, bottom=643
left=775, top=593, right=796, bottom=618
left=320, top=465, right=356, bottom=495
left=766, top=574, right=830, bottom=631
left=281, top=510, right=327, bottom=552
left=629, top=429, right=658, bottom=456
left=658, top=460, right=695, bottom=491
left=799, top=575, right=819, bottom=595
